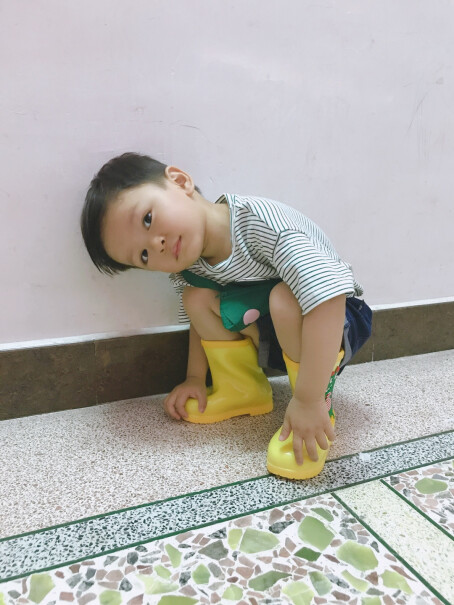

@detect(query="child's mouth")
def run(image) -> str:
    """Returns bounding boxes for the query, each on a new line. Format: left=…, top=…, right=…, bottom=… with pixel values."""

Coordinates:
left=173, top=236, right=182, bottom=259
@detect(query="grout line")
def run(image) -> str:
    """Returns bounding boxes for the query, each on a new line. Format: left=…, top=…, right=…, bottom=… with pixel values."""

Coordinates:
left=2, top=430, right=452, bottom=545
left=0, top=507, right=272, bottom=584
left=325, top=427, right=454, bottom=460
left=0, top=433, right=454, bottom=582
left=0, top=431, right=452, bottom=544
left=2, top=471, right=426, bottom=581
left=380, top=477, right=454, bottom=542
left=332, top=491, right=450, bottom=605
left=2, top=468, right=452, bottom=588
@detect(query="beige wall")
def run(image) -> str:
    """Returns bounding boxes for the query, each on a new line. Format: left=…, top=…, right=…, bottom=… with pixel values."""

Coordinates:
left=1, top=1, right=453, bottom=344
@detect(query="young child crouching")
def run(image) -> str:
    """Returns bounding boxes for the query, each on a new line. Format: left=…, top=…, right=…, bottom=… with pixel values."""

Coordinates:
left=81, top=152, right=372, bottom=479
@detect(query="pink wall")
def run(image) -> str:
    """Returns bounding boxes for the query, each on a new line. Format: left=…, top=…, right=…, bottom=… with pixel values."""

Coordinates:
left=1, top=1, right=453, bottom=344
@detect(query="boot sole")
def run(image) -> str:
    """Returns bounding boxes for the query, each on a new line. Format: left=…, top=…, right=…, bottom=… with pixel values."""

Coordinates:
left=184, top=402, right=273, bottom=424
left=266, top=458, right=326, bottom=480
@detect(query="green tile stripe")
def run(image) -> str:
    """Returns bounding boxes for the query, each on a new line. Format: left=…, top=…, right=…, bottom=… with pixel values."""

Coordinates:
left=2, top=455, right=454, bottom=586
left=0, top=482, right=446, bottom=605
left=332, top=491, right=450, bottom=605
left=0, top=431, right=453, bottom=583
left=380, top=477, right=454, bottom=542
left=326, top=428, right=454, bottom=459
left=2, top=428, right=453, bottom=544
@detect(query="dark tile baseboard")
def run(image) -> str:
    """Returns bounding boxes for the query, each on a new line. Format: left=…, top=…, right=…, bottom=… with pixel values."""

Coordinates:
left=1, top=301, right=453, bottom=420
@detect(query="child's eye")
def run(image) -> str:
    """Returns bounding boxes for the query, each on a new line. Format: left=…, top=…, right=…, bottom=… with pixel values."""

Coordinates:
left=143, top=212, right=152, bottom=228
left=141, top=249, right=148, bottom=264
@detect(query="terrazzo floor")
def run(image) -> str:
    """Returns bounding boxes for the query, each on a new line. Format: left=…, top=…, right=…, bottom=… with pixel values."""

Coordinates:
left=1, top=350, right=453, bottom=604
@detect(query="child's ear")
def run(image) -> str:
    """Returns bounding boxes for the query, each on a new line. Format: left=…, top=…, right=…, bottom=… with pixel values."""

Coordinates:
left=165, top=166, right=194, bottom=194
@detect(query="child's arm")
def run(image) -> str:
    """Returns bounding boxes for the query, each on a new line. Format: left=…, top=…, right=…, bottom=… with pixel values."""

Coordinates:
left=163, top=323, right=208, bottom=420
left=279, top=294, right=346, bottom=464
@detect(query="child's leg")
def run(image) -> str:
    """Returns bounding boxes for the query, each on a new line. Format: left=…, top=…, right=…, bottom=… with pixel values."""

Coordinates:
left=268, top=282, right=304, bottom=360
left=266, top=282, right=344, bottom=479
left=182, top=286, right=260, bottom=347
left=181, top=286, right=271, bottom=423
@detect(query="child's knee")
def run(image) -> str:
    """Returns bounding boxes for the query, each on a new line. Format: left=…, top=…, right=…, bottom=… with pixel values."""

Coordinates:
left=269, top=282, right=301, bottom=323
left=182, top=286, right=220, bottom=318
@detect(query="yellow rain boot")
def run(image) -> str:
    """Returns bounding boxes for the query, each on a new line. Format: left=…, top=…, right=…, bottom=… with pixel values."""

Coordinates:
left=267, top=349, right=344, bottom=479
left=184, top=337, right=273, bottom=423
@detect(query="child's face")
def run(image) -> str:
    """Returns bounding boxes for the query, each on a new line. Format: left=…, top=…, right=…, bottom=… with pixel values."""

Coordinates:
left=101, top=170, right=207, bottom=273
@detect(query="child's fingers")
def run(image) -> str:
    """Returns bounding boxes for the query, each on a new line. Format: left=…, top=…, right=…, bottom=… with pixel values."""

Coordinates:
left=174, top=395, right=189, bottom=419
left=162, top=392, right=172, bottom=412
left=197, top=390, right=207, bottom=413
left=304, top=437, right=319, bottom=463
left=278, top=421, right=291, bottom=442
left=165, top=400, right=180, bottom=420
left=324, top=422, right=335, bottom=443
left=181, top=388, right=206, bottom=413
left=164, top=392, right=185, bottom=420
left=164, top=386, right=208, bottom=418
left=292, top=435, right=306, bottom=466
left=315, top=431, right=329, bottom=451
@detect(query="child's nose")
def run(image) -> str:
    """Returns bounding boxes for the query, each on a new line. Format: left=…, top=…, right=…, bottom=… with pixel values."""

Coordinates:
left=153, top=235, right=165, bottom=253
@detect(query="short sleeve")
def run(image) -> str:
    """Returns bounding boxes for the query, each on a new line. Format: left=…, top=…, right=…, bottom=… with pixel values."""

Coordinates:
left=273, top=230, right=358, bottom=314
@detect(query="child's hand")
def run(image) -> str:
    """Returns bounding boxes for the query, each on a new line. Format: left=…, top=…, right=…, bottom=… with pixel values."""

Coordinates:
left=279, top=396, right=335, bottom=465
left=163, top=376, right=207, bottom=420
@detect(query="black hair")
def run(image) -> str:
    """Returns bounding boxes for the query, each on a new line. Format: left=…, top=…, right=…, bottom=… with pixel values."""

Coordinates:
left=81, top=152, right=173, bottom=275
left=81, top=152, right=169, bottom=275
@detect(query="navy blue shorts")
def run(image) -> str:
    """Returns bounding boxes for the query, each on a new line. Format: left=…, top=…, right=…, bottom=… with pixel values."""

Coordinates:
left=256, top=297, right=372, bottom=372
left=339, top=297, right=373, bottom=373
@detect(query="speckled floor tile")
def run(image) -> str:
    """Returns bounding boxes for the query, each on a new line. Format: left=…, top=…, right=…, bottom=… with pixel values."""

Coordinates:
left=382, top=460, right=454, bottom=536
left=1, top=433, right=452, bottom=583
left=1, top=350, right=453, bottom=538
left=1, top=352, right=453, bottom=604
left=0, top=492, right=444, bottom=605
left=336, top=480, right=454, bottom=603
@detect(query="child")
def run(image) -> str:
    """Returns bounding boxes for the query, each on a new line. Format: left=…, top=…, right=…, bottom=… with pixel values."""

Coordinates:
left=81, top=152, right=372, bottom=480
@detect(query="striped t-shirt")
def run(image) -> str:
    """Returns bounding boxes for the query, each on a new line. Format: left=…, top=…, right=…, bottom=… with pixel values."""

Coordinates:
left=169, top=194, right=363, bottom=324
